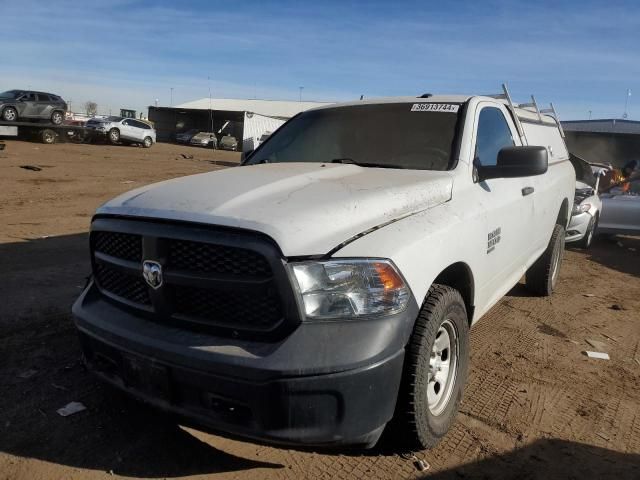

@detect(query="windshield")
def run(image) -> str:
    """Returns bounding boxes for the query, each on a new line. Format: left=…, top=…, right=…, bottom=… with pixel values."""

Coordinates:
left=246, top=103, right=461, bottom=170
left=0, top=90, right=22, bottom=99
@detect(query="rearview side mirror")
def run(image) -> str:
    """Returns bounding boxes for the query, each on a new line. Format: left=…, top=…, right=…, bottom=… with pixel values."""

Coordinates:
left=477, top=146, right=548, bottom=182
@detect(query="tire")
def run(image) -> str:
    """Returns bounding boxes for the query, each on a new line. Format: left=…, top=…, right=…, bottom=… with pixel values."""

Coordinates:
left=577, top=215, right=596, bottom=249
left=50, top=111, right=64, bottom=125
left=41, top=129, right=56, bottom=144
left=526, top=223, right=565, bottom=296
left=108, top=128, right=120, bottom=144
left=2, top=106, right=18, bottom=122
left=392, top=284, right=469, bottom=450
left=143, top=136, right=153, bottom=148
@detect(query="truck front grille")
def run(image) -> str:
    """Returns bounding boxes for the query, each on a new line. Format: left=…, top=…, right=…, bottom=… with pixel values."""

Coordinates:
left=94, top=231, right=142, bottom=261
left=167, top=239, right=271, bottom=277
left=172, top=285, right=281, bottom=329
left=90, top=218, right=298, bottom=340
left=95, top=263, right=151, bottom=306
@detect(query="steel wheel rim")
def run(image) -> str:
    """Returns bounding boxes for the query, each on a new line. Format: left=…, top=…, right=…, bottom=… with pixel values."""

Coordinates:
left=427, top=319, right=458, bottom=416
left=5, top=109, right=16, bottom=120
left=144, top=138, right=151, bottom=147
left=52, top=112, right=61, bottom=123
left=110, top=131, right=118, bottom=141
left=43, top=132, right=54, bottom=143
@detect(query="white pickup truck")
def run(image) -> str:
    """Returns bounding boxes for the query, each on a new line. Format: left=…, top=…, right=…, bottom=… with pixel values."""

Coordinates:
left=73, top=91, right=574, bottom=450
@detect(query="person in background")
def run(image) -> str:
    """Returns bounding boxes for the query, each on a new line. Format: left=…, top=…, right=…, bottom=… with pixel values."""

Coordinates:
left=609, top=160, right=640, bottom=193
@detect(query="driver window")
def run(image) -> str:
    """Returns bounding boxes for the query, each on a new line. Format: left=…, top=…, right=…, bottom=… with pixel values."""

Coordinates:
left=474, top=107, right=514, bottom=167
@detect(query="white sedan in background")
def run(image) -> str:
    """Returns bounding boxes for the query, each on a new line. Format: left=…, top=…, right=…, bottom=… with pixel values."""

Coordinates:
left=566, top=154, right=605, bottom=249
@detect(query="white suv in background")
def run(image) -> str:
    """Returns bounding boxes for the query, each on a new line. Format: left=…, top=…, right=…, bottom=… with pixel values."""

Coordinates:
left=86, top=116, right=156, bottom=147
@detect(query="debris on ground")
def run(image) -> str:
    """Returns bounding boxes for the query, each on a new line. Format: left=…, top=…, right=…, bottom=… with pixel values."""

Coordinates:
left=596, top=432, right=610, bottom=441
left=120, top=180, right=134, bottom=184
left=585, top=339, right=608, bottom=351
left=610, top=304, right=625, bottom=311
left=56, top=401, right=87, bottom=417
left=19, top=165, right=42, bottom=171
left=585, top=351, right=610, bottom=360
left=629, top=248, right=637, bottom=252
left=180, top=153, right=194, bottom=159
left=582, top=293, right=595, bottom=297
left=601, top=333, right=618, bottom=342
left=17, top=369, right=38, bottom=379
left=616, top=241, right=624, bottom=248
left=400, top=452, right=430, bottom=472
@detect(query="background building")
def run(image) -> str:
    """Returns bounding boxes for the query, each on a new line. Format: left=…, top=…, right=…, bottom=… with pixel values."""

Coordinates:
left=148, top=98, right=332, bottom=151
left=562, top=119, right=640, bottom=167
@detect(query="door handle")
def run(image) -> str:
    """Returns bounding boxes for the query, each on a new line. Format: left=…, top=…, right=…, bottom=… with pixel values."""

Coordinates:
left=522, top=186, right=534, bottom=196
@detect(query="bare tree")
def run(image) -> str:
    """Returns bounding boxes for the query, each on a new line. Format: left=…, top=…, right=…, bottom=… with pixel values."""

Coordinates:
left=84, top=101, right=98, bottom=117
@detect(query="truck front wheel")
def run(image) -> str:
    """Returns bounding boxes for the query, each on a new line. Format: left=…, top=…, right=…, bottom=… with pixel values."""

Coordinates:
left=392, top=284, right=469, bottom=450
left=526, top=223, right=565, bottom=296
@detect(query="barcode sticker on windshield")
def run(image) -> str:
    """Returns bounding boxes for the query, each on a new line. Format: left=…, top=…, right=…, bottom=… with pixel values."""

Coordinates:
left=411, top=103, right=459, bottom=113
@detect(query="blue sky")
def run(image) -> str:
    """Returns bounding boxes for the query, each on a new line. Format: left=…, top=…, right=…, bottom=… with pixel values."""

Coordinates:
left=1, top=0, right=638, bottom=119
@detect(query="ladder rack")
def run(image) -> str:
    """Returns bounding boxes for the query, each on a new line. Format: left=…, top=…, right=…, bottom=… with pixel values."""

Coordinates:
left=540, top=102, right=565, bottom=138
left=486, top=84, right=565, bottom=139
left=496, top=84, right=528, bottom=145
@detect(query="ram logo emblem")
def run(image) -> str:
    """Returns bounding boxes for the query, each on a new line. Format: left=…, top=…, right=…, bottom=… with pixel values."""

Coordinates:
left=142, top=260, right=163, bottom=289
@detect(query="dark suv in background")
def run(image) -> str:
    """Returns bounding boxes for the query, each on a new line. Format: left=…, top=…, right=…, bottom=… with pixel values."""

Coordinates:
left=0, top=90, right=68, bottom=125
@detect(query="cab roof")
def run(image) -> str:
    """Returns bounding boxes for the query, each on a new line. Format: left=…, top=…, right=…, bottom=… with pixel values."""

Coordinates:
left=310, top=94, right=558, bottom=125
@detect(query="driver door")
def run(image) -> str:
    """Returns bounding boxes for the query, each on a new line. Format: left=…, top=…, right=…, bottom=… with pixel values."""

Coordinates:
left=472, top=103, right=533, bottom=308
left=17, top=92, right=38, bottom=118
left=120, top=119, right=135, bottom=141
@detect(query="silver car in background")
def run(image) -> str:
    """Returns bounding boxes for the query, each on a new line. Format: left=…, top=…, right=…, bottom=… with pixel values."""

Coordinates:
left=189, top=132, right=217, bottom=148
left=0, top=89, right=67, bottom=125
left=176, top=129, right=199, bottom=144
left=86, top=116, right=156, bottom=147
left=599, top=174, right=640, bottom=236
left=566, top=154, right=604, bottom=249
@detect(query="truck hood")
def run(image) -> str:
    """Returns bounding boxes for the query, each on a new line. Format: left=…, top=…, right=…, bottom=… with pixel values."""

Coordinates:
left=97, top=162, right=453, bottom=256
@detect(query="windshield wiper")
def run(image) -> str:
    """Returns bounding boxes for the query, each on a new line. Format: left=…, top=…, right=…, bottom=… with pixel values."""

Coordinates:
left=330, top=158, right=404, bottom=169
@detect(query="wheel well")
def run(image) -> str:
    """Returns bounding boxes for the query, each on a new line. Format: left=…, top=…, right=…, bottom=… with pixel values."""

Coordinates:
left=557, top=198, right=569, bottom=228
left=432, top=262, right=474, bottom=324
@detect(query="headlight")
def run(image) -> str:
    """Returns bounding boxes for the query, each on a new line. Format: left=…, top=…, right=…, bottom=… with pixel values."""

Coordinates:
left=289, top=259, right=410, bottom=319
left=572, top=203, right=591, bottom=214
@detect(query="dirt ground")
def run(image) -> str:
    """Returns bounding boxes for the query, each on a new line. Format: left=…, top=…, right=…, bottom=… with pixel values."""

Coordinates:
left=1, top=140, right=639, bottom=480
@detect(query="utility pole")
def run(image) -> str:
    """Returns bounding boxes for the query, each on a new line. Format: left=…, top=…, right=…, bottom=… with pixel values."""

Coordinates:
left=588, top=110, right=592, bottom=120
left=208, top=76, right=214, bottom=133
left=170, top=87, right=174, bottom=107
left=623, top=89, right=631, bottom=119
left=299, top=86, right=304, bottom=102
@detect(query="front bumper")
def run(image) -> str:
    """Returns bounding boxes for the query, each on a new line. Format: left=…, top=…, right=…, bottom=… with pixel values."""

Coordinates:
left=73, top=282, right=417, bottom=447
left=565, top=211, right=593, bottom=242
